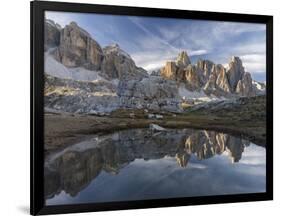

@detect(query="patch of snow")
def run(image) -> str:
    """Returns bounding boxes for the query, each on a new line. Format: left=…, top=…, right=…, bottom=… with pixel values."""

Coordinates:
left=44, top=107, right=66, bottom=114
left=92, top=92, right=117, bottom=97
left=179, top=85, right=218, bottom=102
left=69, top=67, right=104, bottom=81
left=179, top=86, right=206, bottom=99
left=252, top=80, right=265, bottom=91
left=147, top=114, right=163, bottom=119
left=155, top=114, right=163, bottom=119
left=149, top=124, right=166, bottom=131
left=44, top=51, right=105, bottom=82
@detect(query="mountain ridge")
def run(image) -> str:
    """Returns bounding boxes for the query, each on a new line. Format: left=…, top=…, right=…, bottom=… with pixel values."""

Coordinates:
left=44, top=19, right=266, bottom=114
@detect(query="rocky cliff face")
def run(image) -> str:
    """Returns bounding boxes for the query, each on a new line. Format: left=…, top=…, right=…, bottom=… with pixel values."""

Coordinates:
left=45, top=20, right=148, bottom=81
left=196, top=59, right=214, bottom=82
left=161, top=51, right=260, bottom=97
left=53, top=22, right=104, bottom=70
left=101, top=44, right=148, bottom=80
left=176, top=51, right=191, bottom=68
left=227, top=56, right=245, bottom=91
left=44, top=19, right=61, bottom=50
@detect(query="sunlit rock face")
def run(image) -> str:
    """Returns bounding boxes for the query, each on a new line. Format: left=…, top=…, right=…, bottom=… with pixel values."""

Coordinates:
left=161, top=61, right=177, bottom=80
left=236, top=72, right=255, bottom=97
left=215, top=65, right=231, bottom=92
left=54, top=22, right=104, bottom=70
left=196, top=59, right=214, bottom=82
left=45, top=128, right=252, bottom=199
left=226, top=56, right=245, bottom=91
left=184, top=65, right=203, bottom=90
left=160, top=52, right=260, bottom=97
left=176, top=51, right=191, bottom=68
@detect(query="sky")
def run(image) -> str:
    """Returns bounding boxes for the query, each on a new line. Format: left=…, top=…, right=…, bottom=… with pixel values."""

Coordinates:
left=46, top=11, right=266, bottom=82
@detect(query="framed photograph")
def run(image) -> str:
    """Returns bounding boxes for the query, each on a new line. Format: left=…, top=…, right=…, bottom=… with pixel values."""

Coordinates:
left=31, top=1, right=273, bottom=215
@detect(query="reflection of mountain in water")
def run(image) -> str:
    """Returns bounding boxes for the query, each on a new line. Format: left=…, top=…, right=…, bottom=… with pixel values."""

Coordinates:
left=45, top=128, right=251, bottom=200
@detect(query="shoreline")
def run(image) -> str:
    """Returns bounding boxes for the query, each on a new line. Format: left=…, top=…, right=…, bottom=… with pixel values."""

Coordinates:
left=44, top=110, right=266, bottom=154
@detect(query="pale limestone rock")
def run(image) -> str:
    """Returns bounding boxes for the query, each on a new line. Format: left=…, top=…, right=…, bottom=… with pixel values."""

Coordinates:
left=101, top=44, right=147, bottom=80
left=44, top=19, right=61, bottom=50
left=56, top=22, right=104, bottom=70
left=160, top=61, right=178, bottom=80
left=226, top=56, right=245, bottom=91
left=176, top=51, right=191, bottom=68
left=196, top=59, right=214, bottom=81
left=215, top=65, right=231, bottom=93
left=184, top=65, right=202, bottom=90
left=235, top=72, right=255, bottom=96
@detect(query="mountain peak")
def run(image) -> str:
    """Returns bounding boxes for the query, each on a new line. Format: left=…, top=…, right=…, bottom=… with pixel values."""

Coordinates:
left=176, top=51, right=191, bottom=68
left=69, top=21, right=78, bottom=26
left=66, top=21, right=91, bottom=37
left=110, top=43, right=120, bottom=48
left=103, top=43, right=131, bottom=59
left=230, top=56, right=243, bottom=65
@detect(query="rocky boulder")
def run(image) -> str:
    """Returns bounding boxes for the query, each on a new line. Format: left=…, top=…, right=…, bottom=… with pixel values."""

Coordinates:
left=118, top=76, right=182, bottom=112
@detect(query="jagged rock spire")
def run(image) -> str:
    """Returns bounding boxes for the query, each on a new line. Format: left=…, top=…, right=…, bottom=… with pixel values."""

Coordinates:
left=226, top=56, right=245, bottom=91
left=176, top=51, right=191, bottom=68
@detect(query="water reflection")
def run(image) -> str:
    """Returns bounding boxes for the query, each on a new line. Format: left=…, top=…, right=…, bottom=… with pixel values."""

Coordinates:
left=45, top=128, right=266, bottom=205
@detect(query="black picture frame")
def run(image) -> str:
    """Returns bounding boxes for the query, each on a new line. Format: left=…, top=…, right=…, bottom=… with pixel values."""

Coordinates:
left=30, top=1, right=273, bottom=215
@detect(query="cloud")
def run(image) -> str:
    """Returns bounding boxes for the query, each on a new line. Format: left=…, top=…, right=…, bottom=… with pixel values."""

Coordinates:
left=232, top=43, right=266, bottom=55
left=212, top=22, right=266, bottom=37
left=45, top=11, right=75, bottom=27
left=129, top=17, right=179, bottom=52
left=189, top=49, right=208, bottom=56
left=240, top=54, right=266, bottom=73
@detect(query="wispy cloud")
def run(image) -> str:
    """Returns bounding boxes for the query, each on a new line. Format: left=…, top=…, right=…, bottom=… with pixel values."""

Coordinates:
left=240, top=54, right=266, bottom=73
left=45, top=11, right=75, bottom=27
left=46, top=12, right=266, bottom=79
left=128, top=17, right=180, bottom=52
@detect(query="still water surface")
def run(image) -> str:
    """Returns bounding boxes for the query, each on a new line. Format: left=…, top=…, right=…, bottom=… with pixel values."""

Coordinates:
left=45, top=128, right=266, bottom=205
